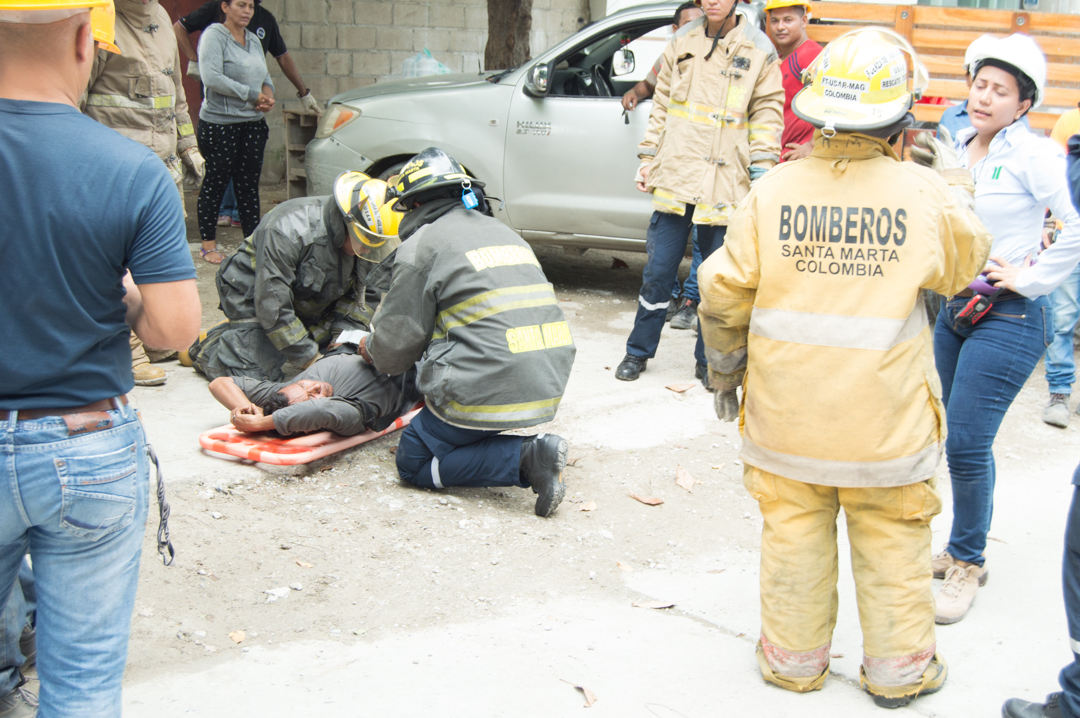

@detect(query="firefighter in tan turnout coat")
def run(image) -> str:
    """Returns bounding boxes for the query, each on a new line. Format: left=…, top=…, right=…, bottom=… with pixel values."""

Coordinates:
left=81, top=0, right=205, bottom=385
left=697, top=28, right=992, bottom=709
left=614, top=0, right=784, bottom=387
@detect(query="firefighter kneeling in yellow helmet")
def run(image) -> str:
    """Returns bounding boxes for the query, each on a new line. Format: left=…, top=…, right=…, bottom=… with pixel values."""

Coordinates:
left=186, top=171, right=403, bottom=383
left=697, top=28, right=992, bottom=708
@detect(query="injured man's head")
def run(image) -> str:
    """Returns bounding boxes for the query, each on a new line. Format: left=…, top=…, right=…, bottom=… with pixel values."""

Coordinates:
left=264, top=379, right=334, bottom=413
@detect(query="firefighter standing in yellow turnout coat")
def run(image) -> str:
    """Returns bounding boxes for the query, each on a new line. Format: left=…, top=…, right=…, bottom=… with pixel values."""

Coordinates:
left=697, top=29, right=992, bottom=709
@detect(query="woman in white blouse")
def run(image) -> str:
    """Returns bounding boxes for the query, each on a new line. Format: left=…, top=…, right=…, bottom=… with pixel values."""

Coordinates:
left=932, top=34, right=1080, bottom=625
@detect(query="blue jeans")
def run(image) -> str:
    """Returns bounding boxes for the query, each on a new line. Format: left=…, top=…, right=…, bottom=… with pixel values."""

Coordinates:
left=0, top=558, right=34, bottom=696
left=395, top=407, right=526, bottom=489
left=218, top=180, right=239, bottom=222
left=1059, top=474, right=1080, bottom=718
left=934, top=294, right=1052, bottom=566
left=670, top=226, right=702, bottom=303
left=1047, top=264, right=1080, bottom=395
left=0, top=404, right=149, bottom=718
left=627, top=209, right=726, bottom=365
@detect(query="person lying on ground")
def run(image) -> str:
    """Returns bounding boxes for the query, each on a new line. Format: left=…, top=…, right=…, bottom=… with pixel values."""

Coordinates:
left=209, top=353, right=418, bottom=436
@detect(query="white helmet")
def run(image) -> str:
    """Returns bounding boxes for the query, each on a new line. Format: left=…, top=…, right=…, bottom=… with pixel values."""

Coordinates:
left=967, top=33, right=1047, bottom=110
left=963, top=34, right=995, bottom=75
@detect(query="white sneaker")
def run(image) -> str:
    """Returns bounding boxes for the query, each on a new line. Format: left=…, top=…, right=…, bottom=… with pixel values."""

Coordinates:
left=935, top=564, right=987, bottom=625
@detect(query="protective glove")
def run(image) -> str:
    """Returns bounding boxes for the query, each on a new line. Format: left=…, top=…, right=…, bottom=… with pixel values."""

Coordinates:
left=186, top=60, right=200, bottom=79
left=299, top=90, right=323, bottom=116
left=714, top=387, right=739, bottom=422
left=709, top=369, right=742, bottom=423
left=748, top=165, right=768, bottom=182
left=180, top=147, right=205, bottom=183
left=910, top=126, right=959, bottom=173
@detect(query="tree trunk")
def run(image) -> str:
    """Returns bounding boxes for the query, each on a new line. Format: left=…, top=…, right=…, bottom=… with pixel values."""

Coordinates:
left=484, top=0, right=533, bottom=71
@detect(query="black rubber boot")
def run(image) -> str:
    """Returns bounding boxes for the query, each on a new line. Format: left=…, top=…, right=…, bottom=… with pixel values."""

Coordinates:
left=615, top=354, right=647, bottom=381
left=520, top=434, right=568, bottom=518
left=1002, top=693, right=1065, bottom=718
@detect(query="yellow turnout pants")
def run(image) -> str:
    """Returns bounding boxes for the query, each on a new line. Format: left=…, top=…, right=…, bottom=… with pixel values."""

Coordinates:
left=745, top=466, right=941, bottom=690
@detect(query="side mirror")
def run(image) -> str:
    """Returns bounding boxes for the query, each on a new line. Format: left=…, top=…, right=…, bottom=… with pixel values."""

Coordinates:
left=524, top=62, right=552, bottom=97
left=612, top=48, right=636, bottom=77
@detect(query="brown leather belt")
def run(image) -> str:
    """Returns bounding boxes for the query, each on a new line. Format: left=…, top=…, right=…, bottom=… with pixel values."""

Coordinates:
left=0, top=395, right=129, bottom=422
left=953, top=288, right=1023, bottom=302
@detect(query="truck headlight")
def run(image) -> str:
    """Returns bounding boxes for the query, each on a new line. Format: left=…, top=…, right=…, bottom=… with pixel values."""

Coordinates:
left=315, top=105, right=362, bottom=139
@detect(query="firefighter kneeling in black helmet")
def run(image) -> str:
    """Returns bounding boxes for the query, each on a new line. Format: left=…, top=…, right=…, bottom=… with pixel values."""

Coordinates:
left=358, top=148, right=577, bottom=517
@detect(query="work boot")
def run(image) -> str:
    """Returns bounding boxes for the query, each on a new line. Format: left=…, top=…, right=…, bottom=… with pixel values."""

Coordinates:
left=0, top=683, right=38, bottom=718
left=861, top=653, right=947, bottom=709
left=1003, top=692, right=1065, bottom=718
left=695, top=362, right=714, bottom=392
left=145, top=347, right=178, bottom=363
left=19, top=625, right=34, bottom=667
left=615, top=354, right=647, bottom=381
left=1044, top=393, right=1071, bottom=428
left=935, top=563, right=986, bottom=625
left=932, top=546, right=987, bottom=580
left=520, top=434, right=568, bottom=518
left=131, top=332, right=166, bottom=386
left=666, top=298, right=679, bottom=322
left=670, top=298, right=699, bottom=330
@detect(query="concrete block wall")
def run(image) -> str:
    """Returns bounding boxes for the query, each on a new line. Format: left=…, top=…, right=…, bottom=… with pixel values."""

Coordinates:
left=257, top=0, right=590, bottom=182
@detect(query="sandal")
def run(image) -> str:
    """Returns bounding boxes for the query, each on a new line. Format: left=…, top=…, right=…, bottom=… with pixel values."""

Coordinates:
left=200, top=247, right=224, bottom=265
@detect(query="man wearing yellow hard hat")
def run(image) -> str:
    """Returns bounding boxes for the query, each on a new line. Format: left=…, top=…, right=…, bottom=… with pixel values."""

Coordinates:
left=764, top=0, right=821, bottom=162
left=185, top=171, right=402, bottom=384
left=0, top=1, right=201, bottom=715
left=698, top=27, right=991, bottom=708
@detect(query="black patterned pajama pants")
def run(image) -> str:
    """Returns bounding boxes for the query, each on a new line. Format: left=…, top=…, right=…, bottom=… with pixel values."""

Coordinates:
left=196, top=118, right=268, bottom=242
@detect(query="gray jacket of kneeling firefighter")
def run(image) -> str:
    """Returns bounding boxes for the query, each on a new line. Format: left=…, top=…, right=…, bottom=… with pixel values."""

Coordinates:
left=358, top=148, right=576, bottom=517
left=189, top=172, right=398, bottom=382
left=696, top=29, right=991, bottom=709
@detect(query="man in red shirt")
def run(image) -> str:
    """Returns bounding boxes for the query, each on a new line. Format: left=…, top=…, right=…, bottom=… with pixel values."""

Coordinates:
left=767, top=0, right=821, bottom=161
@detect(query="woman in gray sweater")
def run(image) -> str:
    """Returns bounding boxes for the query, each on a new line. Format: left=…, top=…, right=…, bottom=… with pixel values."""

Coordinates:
left=196, top=0, right=274, bottom=263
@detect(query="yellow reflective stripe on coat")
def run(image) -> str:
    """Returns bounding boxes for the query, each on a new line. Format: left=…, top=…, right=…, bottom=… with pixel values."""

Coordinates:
left=653, top=189, right=733, bottom=224
left=439, top=396, right=563, bottom=424
left=268, top=317, right=308, bottom=350
left=750, top=302, right=927, bottom=351
left=177, top=122, right=194, bottom=137
left=741, top=434, right=942, bottom=488
left=433, top=284, right=557, bottom=339
left=667, top=100, right=747, bottom=130
left=85, top=93, right=176, bottom=110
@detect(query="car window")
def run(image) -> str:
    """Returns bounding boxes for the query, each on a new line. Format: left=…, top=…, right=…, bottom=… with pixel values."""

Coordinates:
left=618, top=25, right=671, bottom=84
left=548, top=20, right=667, bottom=98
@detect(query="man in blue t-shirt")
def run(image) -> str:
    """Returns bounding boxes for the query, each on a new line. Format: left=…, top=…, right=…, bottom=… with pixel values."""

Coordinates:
left=0, top=3, right=200, bottom=715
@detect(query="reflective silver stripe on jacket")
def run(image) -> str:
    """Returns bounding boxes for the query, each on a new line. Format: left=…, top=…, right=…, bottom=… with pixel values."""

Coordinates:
left=85, top=93, right=176, bottom=110
left=741, top=434, right=942, bottom=488
left=749, top=302, right=927, bottom=351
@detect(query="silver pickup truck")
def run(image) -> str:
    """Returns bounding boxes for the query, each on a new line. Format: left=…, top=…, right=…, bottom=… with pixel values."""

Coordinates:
left=305, top=1, right=762, bottom=253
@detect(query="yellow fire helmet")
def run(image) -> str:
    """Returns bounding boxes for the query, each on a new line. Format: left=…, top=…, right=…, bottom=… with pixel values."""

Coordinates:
left=90, top=0, right=119, bottom=54
left=792, top=27, right=928, bottom=134
left=764, top=0, right=811, bottom=15
left=333, top=171, right=403, bottom=264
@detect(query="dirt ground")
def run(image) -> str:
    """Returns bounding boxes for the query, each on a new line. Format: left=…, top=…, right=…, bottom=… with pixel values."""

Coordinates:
left=103, top=186, right=1080, bottom=716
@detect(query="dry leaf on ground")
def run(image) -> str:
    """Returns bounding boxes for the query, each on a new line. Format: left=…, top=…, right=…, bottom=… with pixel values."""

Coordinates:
left=629, top=493, right=663, bottom=506
left=611, top=257, right=629, bottom=270
left=665, top=383, right=695, bottom=394
left=295, top=560, right=313, bottom=568
left=706, top=569, right=725, bottom=574
left=632, top=600, right=675, bottom=609
left=711, top=464, right=725, bottom=470
left=675, top=465, right=699, bottom=492
left=617, top=561, right=633, bottom=571
left=578, top=501, right=597, bottom=512
left=228, top=630, right=245, bottom=644
left=561, top=679, right=598, bottom=707
left=831, top=653, right=845, bottom=659
left=567, top=456, right=583, bottom=467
